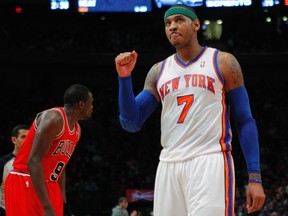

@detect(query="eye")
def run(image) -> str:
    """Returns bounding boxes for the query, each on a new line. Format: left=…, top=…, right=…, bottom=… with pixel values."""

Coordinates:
left=165, top=21, right=171, bottom=27
left=176, top=18, right=184, bottom=24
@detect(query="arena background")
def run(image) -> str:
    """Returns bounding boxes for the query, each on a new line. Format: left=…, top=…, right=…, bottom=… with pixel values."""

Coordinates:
left=0, top=0, right=288, bottom=215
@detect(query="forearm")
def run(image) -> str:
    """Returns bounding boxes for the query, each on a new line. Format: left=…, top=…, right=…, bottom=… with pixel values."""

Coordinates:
left=118, top=76, right=158, bottom=132
left=227, top=86, right=261, bottom=176
left=59, top=170, right=67, bottom=203
left=28, top=161, right=53, bottom=209
left=237, top=118, right=261, bottom=174
left=118, top=76, right=138, bottom=120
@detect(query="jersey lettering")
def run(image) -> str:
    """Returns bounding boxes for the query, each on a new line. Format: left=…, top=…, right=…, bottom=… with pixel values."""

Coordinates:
left=159, top=74, right=215, bottom=101
left=50, top=161, right=65, bottom=181
left=177, top=94, right=194, bottom=124
left=52, top=140, right=75, bottom=158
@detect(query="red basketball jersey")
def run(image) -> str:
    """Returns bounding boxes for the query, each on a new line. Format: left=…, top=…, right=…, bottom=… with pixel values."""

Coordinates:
left=5, top=107, right=81, bottom=216
left=13, top=107, right=80, bottom=182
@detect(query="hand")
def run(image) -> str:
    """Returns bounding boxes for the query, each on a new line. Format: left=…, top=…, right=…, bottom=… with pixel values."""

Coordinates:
left=246, top=182, right=266, bottom=214
left=115, top=51, right=138, bottom=77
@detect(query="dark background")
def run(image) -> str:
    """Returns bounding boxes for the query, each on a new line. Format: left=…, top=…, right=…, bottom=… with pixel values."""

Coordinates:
left=0, top=1, right=288, bottom=215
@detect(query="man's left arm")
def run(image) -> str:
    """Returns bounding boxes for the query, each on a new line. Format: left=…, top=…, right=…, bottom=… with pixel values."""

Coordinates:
left=227, top=86, right=266, bottom=213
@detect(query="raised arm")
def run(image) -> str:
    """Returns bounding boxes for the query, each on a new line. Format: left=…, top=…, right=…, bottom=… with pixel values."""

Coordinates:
left=115, top=51, right=159, bottom=132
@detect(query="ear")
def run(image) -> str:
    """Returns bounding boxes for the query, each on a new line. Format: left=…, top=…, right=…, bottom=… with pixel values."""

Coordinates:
left=78, top=101, right=85, bottom=109
left=11, top=137, right=17, bottom=144
left=193, top=20, right=201, bottom=31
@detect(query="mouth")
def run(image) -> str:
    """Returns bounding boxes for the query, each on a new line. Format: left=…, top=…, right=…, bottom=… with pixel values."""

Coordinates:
left=170, top=32, right=180, bottom=39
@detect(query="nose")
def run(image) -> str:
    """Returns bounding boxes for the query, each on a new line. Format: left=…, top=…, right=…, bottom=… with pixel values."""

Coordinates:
left=169, top=21, right=177, bottom=31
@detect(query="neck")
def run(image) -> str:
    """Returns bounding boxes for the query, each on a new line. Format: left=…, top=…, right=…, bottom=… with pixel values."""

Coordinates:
left=177, top=44, right=204, bottom=63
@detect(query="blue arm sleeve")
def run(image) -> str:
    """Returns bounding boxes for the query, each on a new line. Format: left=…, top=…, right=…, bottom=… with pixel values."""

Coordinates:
left=226, top=86, right=260, bottom=174
left=118, top=76, right=159, bottom=132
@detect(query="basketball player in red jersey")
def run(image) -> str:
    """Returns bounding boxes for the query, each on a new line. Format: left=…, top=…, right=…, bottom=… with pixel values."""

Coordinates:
left=4, top=84, right=93, bottom=216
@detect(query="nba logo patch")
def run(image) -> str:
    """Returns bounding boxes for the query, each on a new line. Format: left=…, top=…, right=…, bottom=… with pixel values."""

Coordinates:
left=200, top=61, right=205, bottom=67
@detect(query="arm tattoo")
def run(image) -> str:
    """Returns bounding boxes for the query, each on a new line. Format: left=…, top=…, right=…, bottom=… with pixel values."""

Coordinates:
left=144, top=63, right=161, bottom=100
left=229, top=55, right=243, bottom=87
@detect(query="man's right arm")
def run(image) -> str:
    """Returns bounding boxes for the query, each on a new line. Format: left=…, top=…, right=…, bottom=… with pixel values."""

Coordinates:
left=116, top=52, right=160, bottom=132
left=118, top=76, right=158, bottom=132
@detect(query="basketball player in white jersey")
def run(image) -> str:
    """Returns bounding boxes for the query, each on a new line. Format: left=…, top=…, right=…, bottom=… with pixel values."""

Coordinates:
left=114, top=4, right=265, bottom=216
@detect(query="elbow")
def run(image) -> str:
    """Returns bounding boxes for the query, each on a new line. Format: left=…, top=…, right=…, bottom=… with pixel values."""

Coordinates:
left=236, top=117, right=256, bottom=128
left=119, top=117, right=142, bottom=133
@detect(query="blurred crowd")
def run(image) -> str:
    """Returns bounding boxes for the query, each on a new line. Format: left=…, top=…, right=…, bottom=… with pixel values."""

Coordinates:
left=0, top=9, right=287, bottom=55
left=0, top=9, right=288, bottom=216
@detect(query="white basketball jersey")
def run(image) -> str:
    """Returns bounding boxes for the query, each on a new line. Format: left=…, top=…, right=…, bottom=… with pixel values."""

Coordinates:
left=156, top=47, right=232, bottom=162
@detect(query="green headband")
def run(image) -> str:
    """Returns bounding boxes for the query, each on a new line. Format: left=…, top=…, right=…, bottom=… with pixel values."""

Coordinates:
left=164, top=7, right=198, bottom=21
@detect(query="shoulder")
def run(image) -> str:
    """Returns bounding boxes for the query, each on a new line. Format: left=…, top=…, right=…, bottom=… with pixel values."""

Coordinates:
left=4, top=158, right=14, bottom=166
left=149, top=53, right=175, bottom=78
left=111, top=206, right=121, bottom=215
left=217, top=51, right=244, bottom=91
left=3, top=158, right=14, bottom=172
left=0, top=153, right=14, bottom=182
left=144, top=61, right=163, bottom=101
left=35, top=107, right=64, bottom=134
left=150, top=61, right=162, bottom=75
left=217, top=51, right=239, bottom=70
left=37, top=107, right=63, bottom=123
left=0, top=153, right=15, bottom=165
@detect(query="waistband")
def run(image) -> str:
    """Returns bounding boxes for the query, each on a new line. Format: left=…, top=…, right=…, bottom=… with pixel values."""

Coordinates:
left=10, top=170, right=30, bottom=176
left=10, top=171, right=56, bottom=183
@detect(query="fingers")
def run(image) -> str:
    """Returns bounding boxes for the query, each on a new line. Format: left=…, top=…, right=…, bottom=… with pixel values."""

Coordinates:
left=115, top=51, right=138, bottom=77
left=246, top=194, right=266, bottom=213
left=245, top=182, right=266, bottom=214
left=115, top=51, right=137, bottom=66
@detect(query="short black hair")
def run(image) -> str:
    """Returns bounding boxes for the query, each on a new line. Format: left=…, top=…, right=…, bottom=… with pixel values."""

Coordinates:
left=118, top=196, right=127, bottom=203
left=11, top=124, right=30, bottom=138
left=63, top=84, right=91, bottom=107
